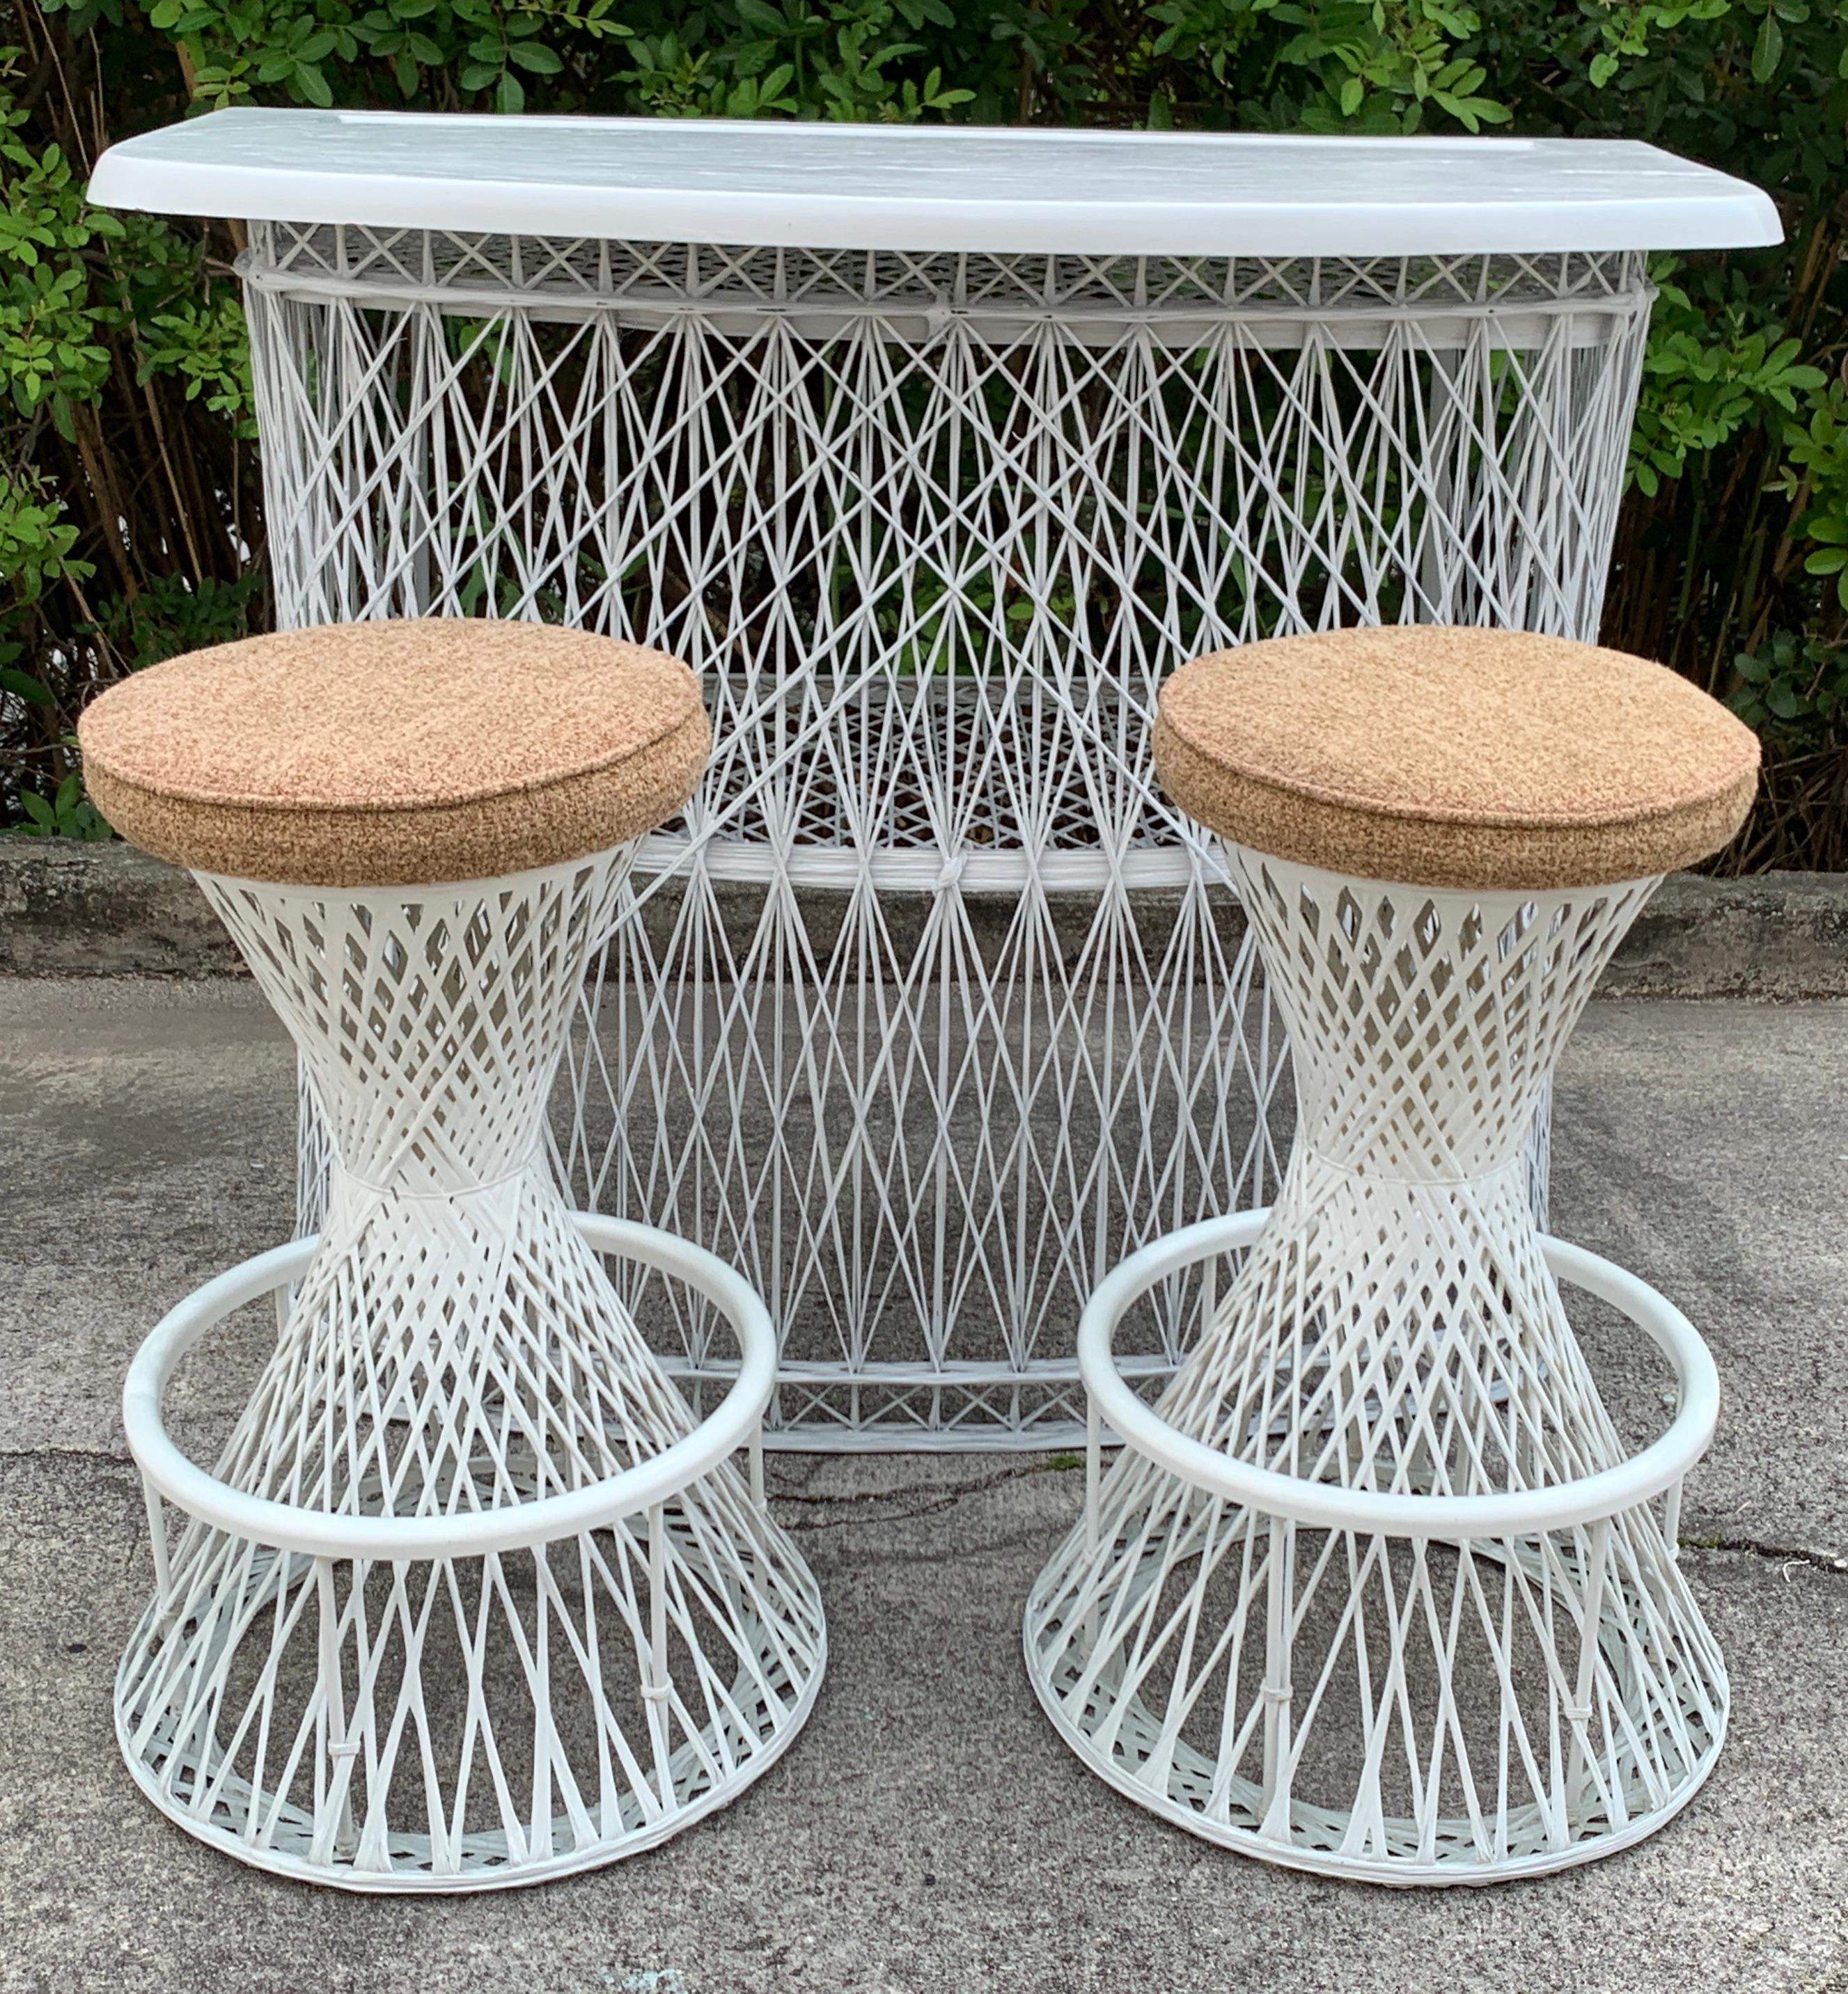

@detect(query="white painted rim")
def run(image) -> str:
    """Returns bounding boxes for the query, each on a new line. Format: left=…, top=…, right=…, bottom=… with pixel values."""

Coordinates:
left=1079, top=1209, right=1719, bottom=1538
left=123, top=1214, right=776, bottom=1560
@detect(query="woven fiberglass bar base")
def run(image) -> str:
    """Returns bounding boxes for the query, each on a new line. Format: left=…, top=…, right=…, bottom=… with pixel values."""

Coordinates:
left=244, top=228, right=1651, bottom=1445
left=118, top=854, right=826, bottom=1890
left=1024, top=854, right=1726, bottom=1883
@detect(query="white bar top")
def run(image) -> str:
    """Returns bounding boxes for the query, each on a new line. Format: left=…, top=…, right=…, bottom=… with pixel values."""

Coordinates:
left=88, top=109, right=1781, bottom=257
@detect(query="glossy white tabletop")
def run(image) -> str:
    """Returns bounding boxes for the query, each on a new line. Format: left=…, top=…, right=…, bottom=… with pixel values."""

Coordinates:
left=88, top=109, right=1781, bottom=256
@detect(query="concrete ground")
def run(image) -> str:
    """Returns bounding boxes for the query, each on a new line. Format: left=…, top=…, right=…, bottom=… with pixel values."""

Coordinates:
left=2, top=979, right=1846, bottom=1993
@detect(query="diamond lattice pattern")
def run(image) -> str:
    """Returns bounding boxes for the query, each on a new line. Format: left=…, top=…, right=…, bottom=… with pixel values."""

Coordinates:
left=118, top=856, right=826, bottom=1886
left=246, top=235, right=1652, bottom=1442
left=1025, top=854, right=1725, bottom=1878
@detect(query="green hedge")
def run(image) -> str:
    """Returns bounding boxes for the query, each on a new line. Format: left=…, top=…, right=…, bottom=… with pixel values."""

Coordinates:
left=3, top=0, right=1844, bottom=862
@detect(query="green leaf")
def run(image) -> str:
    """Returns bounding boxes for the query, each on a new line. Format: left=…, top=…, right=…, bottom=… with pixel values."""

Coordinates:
left=1767, top=682, right=1804, bottom=720
left=496, top=70, right=526, bottom=114
left=0, top=667, right=52, bottom=705
left=508, top=39, right=562, bottom=72
left=1751, top=12, right=1782, bottom=82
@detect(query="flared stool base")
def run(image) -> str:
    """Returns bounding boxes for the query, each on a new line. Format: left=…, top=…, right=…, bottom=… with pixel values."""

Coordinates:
left=119, top=1218, right=827, bottom=1893
left=118, top=1551, right=824, bottom=1892
left=1025, top=1213, right=1729, bottom=1888
left=1028, top=1548, right=1724, bottom=1887
left=118, top=1548, right=825, bottom=1892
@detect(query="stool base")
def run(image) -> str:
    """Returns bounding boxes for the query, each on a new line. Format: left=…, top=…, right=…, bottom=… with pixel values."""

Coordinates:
left=1026, top=1218, right=1728, bottom=1887
left=1027, top=1530, right=1724, bottom=1887
left=118, top=1539, right=825, bottom=1892
left=118, top=1223, right=827, bottom=1892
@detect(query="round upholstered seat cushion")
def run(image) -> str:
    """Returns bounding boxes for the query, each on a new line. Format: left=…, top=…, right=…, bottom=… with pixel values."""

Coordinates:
left=1153, top=628, right=1760, bottom=890
left=79, top=620, right=710, bottom=887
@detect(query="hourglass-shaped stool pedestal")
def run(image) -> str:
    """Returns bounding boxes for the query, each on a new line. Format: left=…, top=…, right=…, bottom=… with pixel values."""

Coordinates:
left=1026, top=628, right=1759, bottom=1885
left=80, top=621, right=827, bottom=1890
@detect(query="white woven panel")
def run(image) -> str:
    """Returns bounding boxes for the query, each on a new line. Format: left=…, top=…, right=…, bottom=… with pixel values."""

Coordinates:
left=1026, top=853, right=1725, bottom=1882
left=243, top=230, right=1652, bottom=1445
left=118, top=854, right=826, bottom=1890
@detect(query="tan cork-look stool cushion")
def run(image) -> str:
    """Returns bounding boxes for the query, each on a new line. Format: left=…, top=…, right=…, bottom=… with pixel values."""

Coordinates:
left=1153, top=627, right=1760, bottom=890
left=78, top=620, right=710, bottom=888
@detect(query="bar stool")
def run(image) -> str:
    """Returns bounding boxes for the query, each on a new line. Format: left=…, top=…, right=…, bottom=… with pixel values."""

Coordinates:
left=80, top=620, right=827, bottom=1891
left=1025, top=627, right=1757, bottom=1885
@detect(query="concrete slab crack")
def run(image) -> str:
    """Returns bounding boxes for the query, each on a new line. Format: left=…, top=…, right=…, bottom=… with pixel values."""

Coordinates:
left=1684, top=1534, right=1848, bottom=1576
left=2, top=1444, right=128, bottom=1466
left=776, top=1458, right=1081, bottom=1531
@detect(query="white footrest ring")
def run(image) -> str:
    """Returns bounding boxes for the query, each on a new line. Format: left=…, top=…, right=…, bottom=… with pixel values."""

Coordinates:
left=1025, top=1209, right=1729, bottom=1886
left=118, top=1215, right=827, bottom=1892
left=124, top=1216, right=778, bottom=1563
